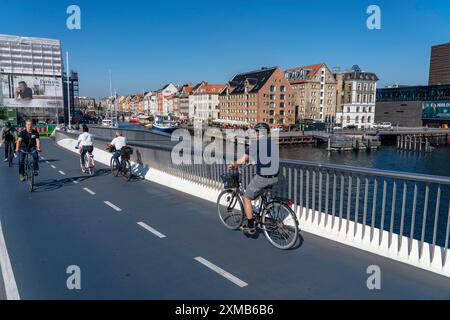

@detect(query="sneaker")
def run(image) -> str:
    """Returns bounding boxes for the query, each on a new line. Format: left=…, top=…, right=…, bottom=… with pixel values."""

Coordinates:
left=33, top=171, right=39, bottom=176
left=19, top=174, right=26, bottom=182
left=3, top=158, right=7, bottom=162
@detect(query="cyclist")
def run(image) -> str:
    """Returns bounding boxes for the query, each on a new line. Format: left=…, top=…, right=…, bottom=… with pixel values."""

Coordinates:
left=228, top=122, right=279, bottom=235
left=15, top=119, right=41, bottom=181
left=1, top=122, right=17, bottom=162
left=75, top=124, right=94, bottom=172
left=108, top=130, right=127, bottom=167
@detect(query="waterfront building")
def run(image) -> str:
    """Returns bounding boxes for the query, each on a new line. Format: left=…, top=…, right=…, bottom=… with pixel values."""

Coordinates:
left=376, top=84, right=450, bottom=127
left=334, top=65, right=378, bottom=129
left=429, top=42, right=450, bottom=86
left=177, top=84, right=194, bottom=119
left=284, top=63, right=337, bottom=122
left=75, top=96, right=96, bottom=110
left=143, top=91, right=157, bottom=114
left=218, top=67, right=296, bottom=127
left=157, top=83, right=178, bottom=115
left=189, top=81, right=224, bottom=122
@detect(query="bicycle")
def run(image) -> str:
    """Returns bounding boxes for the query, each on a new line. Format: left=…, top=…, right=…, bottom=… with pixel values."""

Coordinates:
left=108, top=146, right=133, bottom=181
left=217, top=167, right=300, bottom=250
left=75, top=146, right=95, bottom=176
left=3, top=141, right=15, bottom=167
left=21, top=150, right=39, bottom=192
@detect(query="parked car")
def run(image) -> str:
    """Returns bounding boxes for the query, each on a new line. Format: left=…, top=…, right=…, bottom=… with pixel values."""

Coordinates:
left=377, top=122, right=392, bottom=129
left=344, top=124, right=357, bottom=130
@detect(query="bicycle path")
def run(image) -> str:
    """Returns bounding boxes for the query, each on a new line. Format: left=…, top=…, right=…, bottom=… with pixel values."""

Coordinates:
left=0, top=138, right=449, bottom=299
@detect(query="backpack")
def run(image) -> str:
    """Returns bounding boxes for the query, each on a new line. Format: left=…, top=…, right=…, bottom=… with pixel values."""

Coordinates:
left=2, top=127, right=13, bottom=140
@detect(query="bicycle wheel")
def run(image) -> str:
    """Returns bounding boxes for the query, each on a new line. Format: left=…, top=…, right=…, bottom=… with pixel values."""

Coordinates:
left=7, top=144, right=14, bottom=167
left=261, top=201, right=299, bottom=250
left=217, top=189, right=244, bottom=230
left=110, top=157, right=120, bottom=177
left=123, top=160, right=132, bottom=181
left=26, top=157, right=34, bottom=192
left=88, top=155, right=95, bottom=176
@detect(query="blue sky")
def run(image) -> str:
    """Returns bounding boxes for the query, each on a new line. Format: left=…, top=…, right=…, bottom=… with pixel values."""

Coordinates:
left=1, top=0, right=449, bottom=98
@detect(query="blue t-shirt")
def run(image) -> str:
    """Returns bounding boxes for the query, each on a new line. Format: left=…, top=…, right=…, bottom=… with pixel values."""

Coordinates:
left=245, top=138, right=279, bottom=177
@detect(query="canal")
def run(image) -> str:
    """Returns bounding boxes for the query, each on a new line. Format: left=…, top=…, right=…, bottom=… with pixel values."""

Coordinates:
left=280, top=144, right=450, bottom=177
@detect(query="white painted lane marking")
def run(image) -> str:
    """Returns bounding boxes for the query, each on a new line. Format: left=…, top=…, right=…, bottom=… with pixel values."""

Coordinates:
left=45, top=161, right=49, bottom=164
left=71, top=179, right=79, bottom=184
left=137, top=222, right=166, bottom=239
left=83, top=187, right=96, bottom=195
left=58, top=171, right=66, bottom=176
left=194, top=257, right=248, bottom=288
left=0, top=220, right=20, bottom=300
left=50, top=165, right=56, bottom=169
left=104, top=201, right=122, bottom=212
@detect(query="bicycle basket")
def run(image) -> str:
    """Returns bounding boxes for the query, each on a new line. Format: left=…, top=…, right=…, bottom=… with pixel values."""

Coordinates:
left=220, top=171, right=240, bottom=189
left=120, top=146, right=133, bottom=159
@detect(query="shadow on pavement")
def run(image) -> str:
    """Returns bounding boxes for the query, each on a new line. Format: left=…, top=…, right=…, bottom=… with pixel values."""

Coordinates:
left=33, top=168, right=111, bottom=192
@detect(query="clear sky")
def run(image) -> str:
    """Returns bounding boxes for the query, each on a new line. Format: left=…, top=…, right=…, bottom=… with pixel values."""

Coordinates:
left=1, top=0, right=449, bottom=98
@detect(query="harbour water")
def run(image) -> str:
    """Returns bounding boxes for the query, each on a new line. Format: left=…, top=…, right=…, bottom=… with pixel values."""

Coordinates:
left=280, top=144, right=450, bottom=177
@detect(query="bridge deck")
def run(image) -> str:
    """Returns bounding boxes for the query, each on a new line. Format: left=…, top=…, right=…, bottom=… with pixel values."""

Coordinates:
left=0, top=138, right=449, bottom=299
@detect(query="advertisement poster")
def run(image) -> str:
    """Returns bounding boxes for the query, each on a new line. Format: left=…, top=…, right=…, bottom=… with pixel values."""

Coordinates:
left=422, top=101, right=450, bottom=119
left=1, top=74, right=63, bottom=109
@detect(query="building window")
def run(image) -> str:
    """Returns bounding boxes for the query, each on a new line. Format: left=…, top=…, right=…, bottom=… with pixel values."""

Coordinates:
left=270, top=85, right=276, bottom=92
left=280, top=85, right=286, bottom=92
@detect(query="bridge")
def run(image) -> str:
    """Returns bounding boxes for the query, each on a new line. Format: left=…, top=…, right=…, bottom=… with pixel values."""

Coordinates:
left=0, top=128, right=450, bottom=299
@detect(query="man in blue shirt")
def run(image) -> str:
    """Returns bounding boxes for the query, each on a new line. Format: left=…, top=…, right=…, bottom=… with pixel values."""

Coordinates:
left=228, top=122, right=279, bottom=235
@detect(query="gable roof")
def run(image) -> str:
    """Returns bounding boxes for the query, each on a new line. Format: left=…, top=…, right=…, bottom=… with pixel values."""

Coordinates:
left=222, top=67, right=278, bottom=95
left=192, top=83, right=224, bottom=94
left=284, top=63, right=324, bottom=84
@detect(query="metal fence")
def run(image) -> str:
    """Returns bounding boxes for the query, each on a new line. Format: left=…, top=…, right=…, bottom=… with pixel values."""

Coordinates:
left=55, top=130, right=450, bottom=271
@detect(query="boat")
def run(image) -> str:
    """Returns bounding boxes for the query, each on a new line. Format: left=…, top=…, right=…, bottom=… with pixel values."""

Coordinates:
left=151, top=115, right=179, bottom=134
left=102, top=118, right=117, bottom=127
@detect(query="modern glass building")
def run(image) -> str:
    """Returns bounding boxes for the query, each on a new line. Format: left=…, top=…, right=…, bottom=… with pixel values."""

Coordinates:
left=376, top=84, right=450, bottom=102
left=376, top=84, right=450, bottom=127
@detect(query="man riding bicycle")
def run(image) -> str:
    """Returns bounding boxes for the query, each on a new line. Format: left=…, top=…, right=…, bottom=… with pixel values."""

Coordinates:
left=76, top=124, right=94, bottom=172
left=108, top=130, right=127, bottom=166
left=228, top=122, right=279, bottom=235
left=1, top=122, right=17, bottom=162
left=15, top=119, right=41, bottom=181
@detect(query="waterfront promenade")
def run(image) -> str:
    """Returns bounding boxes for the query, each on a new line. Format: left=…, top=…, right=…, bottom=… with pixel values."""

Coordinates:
left=0, top=138, right=450, bottom=299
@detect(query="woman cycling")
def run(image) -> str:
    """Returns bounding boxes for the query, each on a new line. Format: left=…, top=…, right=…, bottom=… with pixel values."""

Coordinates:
left=75, top=125, right=94, bottom=172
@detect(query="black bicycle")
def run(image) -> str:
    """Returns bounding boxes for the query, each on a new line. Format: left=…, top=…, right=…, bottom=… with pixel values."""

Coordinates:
left=22, top=150, right=38, bottom=192
left=217, top=167, right=300, bottom=250
left=109, top=146, right=133, bottom=181
left=6, top=141, right=15, bottom=167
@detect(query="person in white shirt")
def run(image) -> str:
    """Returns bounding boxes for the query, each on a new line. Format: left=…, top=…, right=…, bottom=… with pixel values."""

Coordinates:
left=109, top=130, right=127, bottom=166
left=76, top=125, right=94, bottom=172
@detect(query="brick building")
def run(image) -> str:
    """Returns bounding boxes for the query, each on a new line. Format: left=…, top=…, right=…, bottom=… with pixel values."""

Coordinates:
left=218, top=67, right=296, bottom=127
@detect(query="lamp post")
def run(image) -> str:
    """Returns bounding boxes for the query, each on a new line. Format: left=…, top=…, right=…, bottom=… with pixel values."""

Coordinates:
left=66, top=51, right=72, bottom=129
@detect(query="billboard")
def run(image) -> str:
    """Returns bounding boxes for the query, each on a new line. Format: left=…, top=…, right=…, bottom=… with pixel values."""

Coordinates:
left=422, top=101, right=450, bottom=119
left=0, top=74, right=63, bottom=109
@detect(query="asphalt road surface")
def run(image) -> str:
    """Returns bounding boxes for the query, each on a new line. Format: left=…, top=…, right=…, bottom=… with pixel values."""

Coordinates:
left=0, top=138, right=449, bottom=299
